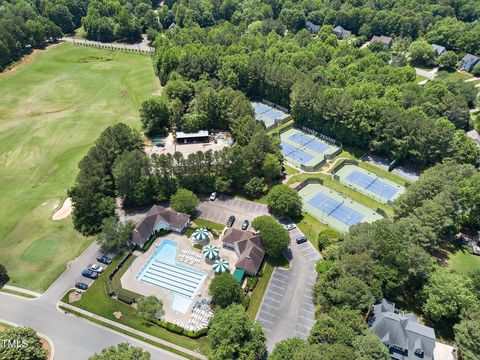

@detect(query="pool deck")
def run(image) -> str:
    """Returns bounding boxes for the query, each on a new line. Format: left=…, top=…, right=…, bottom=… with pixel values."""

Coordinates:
left=121, top=232, right=238, bottom=323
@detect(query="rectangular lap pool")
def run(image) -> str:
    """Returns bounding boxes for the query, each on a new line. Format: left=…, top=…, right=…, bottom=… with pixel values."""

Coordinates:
left=136, top=240, right=206, bottom=311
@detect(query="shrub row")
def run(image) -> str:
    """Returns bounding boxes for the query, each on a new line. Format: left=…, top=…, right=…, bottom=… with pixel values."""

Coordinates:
left=246, top=276, right=259, bottom=292
left=155, top=319, right=208, bottom=338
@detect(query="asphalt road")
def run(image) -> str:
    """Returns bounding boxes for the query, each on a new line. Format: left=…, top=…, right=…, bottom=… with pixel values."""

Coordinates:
left=257, top=224, right=320, bottom=351
left=0, top=293, right=182, bottom=360
left=197, top=196, right=269, bottom=229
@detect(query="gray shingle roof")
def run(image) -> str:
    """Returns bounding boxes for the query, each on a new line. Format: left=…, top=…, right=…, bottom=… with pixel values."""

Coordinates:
left=432, top=44, right=446, bottom=56
left=368, top=299, right=436, bottom=360
left=371, top=35, right=393, bottom=47
left=222, top=229, right=265, bottom=275
left=461, top=54, right=480, bottom=71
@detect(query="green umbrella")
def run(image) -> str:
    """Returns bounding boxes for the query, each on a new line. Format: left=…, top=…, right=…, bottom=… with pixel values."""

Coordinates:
left=193, top=228, right=209, bottom=242
left=213, top=259, right=229, bottom=273
left=202, top=245, right=219, bottom=260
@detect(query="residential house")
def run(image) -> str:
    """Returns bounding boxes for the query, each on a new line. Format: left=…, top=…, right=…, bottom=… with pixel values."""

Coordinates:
left=333, top=26, right=351, bottom=39
left=368, top=299, right=436, bottom=360
left=432, top=44, right=446, bottom=57
left=371, top=35, right=394, bottom=48
left=222, top=228, right=265, bottom=276
left=306, top=21, right=321, bottom=34
left=460, top=54, right=480, bottom=72
left=131, top=205, right=190, bottom=247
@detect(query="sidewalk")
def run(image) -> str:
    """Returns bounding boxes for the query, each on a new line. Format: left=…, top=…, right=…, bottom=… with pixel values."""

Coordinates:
left=58, top=302, right=206, bottom=360
left=1, top=284, right=41, bottom=298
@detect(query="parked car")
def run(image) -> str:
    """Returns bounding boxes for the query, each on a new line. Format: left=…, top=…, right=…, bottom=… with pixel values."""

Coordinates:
left=96, top=255, right=112, bottom=265
left=241, top=220, right=249, bottom=230
left=285, top=224, right=296, bottom=231
left=227, top=215, right=236, bottom=227
left=75, top=282, right=89, bottom=290
left=90, top=264, right=104, bottom=273
left=155, top=142, right=165, bottom=147
left=296, top=236, right=308, bottom=244
left=81, top=269, right=98, bottom=279
left=210, top=192, right=217, bottom=201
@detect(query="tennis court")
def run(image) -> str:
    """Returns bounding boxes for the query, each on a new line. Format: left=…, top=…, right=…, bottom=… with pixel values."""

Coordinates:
left=333, top=163, right=405, bottom=203
left=280, top=128, right=341, bottom=169
left=299, top=183, right=383, bottom=232
left=252, top=101, right=290, bottom=129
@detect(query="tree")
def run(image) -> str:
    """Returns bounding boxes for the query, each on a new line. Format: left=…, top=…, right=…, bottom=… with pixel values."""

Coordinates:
left=137, top=296, right=163, bottom=323
left=170, top=188, right=198, bottom=214
left=317, top=229, right=341, bottom=251
left=208, top=304, right=266, bottom=360
left=112, top=150, right=151, bottom=207
left=209, top=273, right=242, bottom=308
left=0, top=263, right=9, bottom=285
left=0, top=327, right=48, bottom=360
left=262, top=153, right=281, bottom=182
left=96, top=217, right=135, bottom=250
left=252, top=215, right=290, bottom=258
left=267, top=184, right=302, bottom=218
left=244, top=177, right=265, bottom=198
left=422, top=269, right=476, bottom=323
left=140, top=97, right=171, bottom=136
left=353, top=333, right=390, bottom=360
left=409, top=40, right=435, bottom=66
left=89, top=343, right=150, bottom=360
left=472, top=64, right=480, bottom=77
left=437, top=51, right=458, bottom=69
left=270, top=338, right=306, bottom=360
left=454, top=305, right=480, bottom=360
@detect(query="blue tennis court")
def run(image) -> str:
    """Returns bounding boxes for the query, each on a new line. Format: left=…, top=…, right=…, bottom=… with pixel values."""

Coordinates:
left=253, top=102, right=270, bottom=115
left=307, top=193, right=364, bottom=226
left=288, top=133, right=329, bottom=154
left=280, top=142, right=314, bottom=165
left=346, top=170, right=398, bottom=199
left=262, top=108, right=289, bottom=120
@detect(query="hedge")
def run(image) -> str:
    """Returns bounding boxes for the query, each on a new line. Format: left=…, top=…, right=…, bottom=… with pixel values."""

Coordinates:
left=247, top=277, right=258, bottom=292
left=154, top=320, right=208, bottom=338
left=243, top=295, right=251, bottom=310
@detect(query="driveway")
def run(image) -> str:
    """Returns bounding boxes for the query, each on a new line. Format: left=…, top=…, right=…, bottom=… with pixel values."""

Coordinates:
left=257, top=225, right=320, bottom=351
left=197, top=197, right=269, bottom=229
left=415, top=67, right=437, bottom=80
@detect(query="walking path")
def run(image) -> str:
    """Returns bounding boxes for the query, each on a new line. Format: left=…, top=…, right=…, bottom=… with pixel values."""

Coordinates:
left=60, top=37, right=154, bottom=54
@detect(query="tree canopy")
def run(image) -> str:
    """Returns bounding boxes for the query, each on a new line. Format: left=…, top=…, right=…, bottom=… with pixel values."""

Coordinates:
left=0, top=327, right=48, bottom=360
left=170, top=188, right=199, bottom=214
left=137, top=296, right=163, bottom=323
left=266, top=184, right=302, bottom=218
left=89, top=343, right=150, bottom=360
left=252, top=215, right=290, bottom=258
left=209, top=272, right=242, bottom=308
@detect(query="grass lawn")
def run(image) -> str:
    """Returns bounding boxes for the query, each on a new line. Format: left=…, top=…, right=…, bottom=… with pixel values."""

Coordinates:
left=0, top=43, right=159, bottom=291
left=448, top=249, right=480, bottom=274
left=63, top=256, right=210, bottom=355
left=191, top=218, right=225, bottom=232
left=247, top=255, right=288, bottom=319
left=287, top=172, right=394, bottom=218
left=438, top=70, right=473, bottom=81
left=296, top=212, right=332, bottom=252
left=415, top=74, right=429, bottom=83
left=0, top=288, right=36, bottom=299
left=357, top=162, right=410, bottom=187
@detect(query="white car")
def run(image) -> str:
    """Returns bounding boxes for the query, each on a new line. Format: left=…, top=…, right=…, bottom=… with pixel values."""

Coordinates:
left=209, top=192, right=217, bottom=201
left=285, top=224, right=296, bottom=231
left=90, top=264, right=104, bottom=273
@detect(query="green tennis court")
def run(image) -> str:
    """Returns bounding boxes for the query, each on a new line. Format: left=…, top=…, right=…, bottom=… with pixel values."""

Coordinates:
left=333, top=163, right=405, bottom=204
left=298, top=183, right=383, bottom=232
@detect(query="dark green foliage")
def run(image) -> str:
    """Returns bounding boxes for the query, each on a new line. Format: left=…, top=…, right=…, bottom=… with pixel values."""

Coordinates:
left=0, top=263, right=9, bottom=285
left=170, top=188, right=199, bottom=214
left=244, top=177, right=265, bottom=198
left=68, top=123, right=143, bottom=235
left=242, top=295, right=250, bottom=310
left=140, top=97, right=171, bottom=136
left=96, top=217, right=135, bottom=250
left=0, top=327, right=48, bottom=360
left=270, top=338, right=306, bottom=360
left=209, top=273, right=242, bottom=308
left=89, top=343, right=150, bottom=360
left=208, top=304, right=266, bottom=360
left=454, top=304, right=480, bottom=360
left=317, top=229, right=341, bottom=251
left=252, top=215, right=290, bottom=258
left=266, top=184, right=302, bottom=218
left=137, top=295, right=163, bottom=323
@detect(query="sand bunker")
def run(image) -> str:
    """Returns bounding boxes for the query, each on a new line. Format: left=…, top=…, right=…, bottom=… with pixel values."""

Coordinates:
left=52, top=198, right=72, bottom=220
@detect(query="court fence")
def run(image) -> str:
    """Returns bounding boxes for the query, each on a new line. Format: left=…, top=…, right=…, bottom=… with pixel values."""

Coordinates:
left=294, top=178, right=324, bottom=192
left=69, top=39, right=155, bottom=55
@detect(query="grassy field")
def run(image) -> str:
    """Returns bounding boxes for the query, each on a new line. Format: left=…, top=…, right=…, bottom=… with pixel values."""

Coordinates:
left=63, top=256, right=210, bottom=354
left=0, top=43, right=159, bottom=291
left=438, top=70, right=473, bottom=81
left=448, top=249, right=480, bottom=274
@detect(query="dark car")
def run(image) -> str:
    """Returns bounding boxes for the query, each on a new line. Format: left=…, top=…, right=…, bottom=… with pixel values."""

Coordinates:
left=155, top=142, right=165, bottom=147
left=296, top=236, right=308, bottom=245
left=81, top=269, right=98, bottom=279
left=227, top=215, right=236, bottom=227
left=75, top=282, right=89, bottom=290
left=241, top=220, right=249, bottom=230
left=96, top=255, right=112, bottom=265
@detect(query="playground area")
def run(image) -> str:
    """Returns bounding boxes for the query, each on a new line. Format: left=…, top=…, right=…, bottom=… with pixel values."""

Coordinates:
left=252, top=101, right=290, bottom=130
left=280, top=128, right=341, bottom=170
left=298, top=183, right=383, bottom=232
left=333, top=163, right=405, bottom=204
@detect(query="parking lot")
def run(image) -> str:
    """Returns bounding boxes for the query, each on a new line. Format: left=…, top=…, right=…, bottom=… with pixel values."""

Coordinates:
left=257, top=226, right=320, bottom=350
left=197, top=197, right=269, bottom=229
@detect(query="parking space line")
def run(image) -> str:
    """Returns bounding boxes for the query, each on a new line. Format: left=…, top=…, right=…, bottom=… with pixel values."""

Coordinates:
left=259, top=308, right=278, bottom=318
left=275, top=272, right=290, bottom=280
left=295, top=323, right=311, bottom=332
left=270, top=283, right=285, bottom=292
left=272, top=277, right=288, bottom=285
left=264, top=296, right=281, bottom=305
left=258, top=316, right=275, bottom=325
left=297, top=315, right=315, bottom=324
left=260, top=303, right=278, bottom=314
left=267, top=288, right=285, bottom=297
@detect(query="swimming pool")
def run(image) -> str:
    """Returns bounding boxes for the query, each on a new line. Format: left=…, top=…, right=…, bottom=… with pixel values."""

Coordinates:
left=136, top=240, right=206, bottom=311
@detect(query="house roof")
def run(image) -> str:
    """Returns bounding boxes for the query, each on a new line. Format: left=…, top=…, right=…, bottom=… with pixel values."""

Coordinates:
left=333, top=26, right=351, bottom=36
left=176, top=130, right=209, bottom=139
left=371, top=35, right=393, bottom=46
left=222, top=228, right=265, bottom=274
left=306, top=21, right=321, bottom=33
left=432, top=44, right=446, bottom=55
left=131, top=205, right=190, bottom=246
left=368, top=299, right=436, bottom=360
